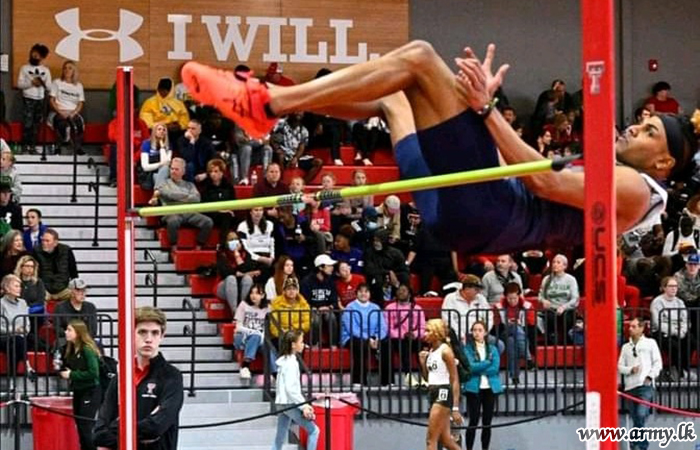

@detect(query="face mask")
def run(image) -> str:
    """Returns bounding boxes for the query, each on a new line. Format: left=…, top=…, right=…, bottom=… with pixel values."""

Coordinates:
left=366, top=221, right=378, bottom=231
left=29, top=58, right=40, bottom=66
left=227, top=240, right=240, bottom=251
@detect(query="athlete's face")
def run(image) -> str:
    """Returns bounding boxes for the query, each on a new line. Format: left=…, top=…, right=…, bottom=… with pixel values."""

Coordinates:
left=615, top=116, right=672, bottom=174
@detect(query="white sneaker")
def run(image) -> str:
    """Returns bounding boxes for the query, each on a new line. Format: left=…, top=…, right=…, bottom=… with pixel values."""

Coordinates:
left=238, top=178, right=249, bottom=186
left=333, top=159, right=344, bottom=166
left=240, top=367, right=251, bottom=379
left=34, top=145, right=43, bottom=154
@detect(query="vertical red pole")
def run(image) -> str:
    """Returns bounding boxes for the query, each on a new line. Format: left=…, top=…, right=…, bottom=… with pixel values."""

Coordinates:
left=582, top=0, right=618, bottom=447
left=116, top=67, right=137, bottom=450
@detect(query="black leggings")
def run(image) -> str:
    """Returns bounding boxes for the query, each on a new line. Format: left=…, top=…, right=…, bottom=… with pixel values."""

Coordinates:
left=465, top=389, right=496, bottom=450
left=73, top=386, right=102, bottom=450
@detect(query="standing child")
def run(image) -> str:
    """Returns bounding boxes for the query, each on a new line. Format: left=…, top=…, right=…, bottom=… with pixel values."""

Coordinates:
left=59, top=319, right=102, bottom=450
left=234, top=284, right=271, bottom=380
left=272, top=330, right=319, bottom=450
left=17, top=44, right=51, bottom=154
left=0, top=149, right=22, bottom=203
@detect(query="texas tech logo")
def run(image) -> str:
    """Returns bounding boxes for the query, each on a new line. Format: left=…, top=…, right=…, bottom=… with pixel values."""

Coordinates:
left=54, top=8, right=144, bottom=62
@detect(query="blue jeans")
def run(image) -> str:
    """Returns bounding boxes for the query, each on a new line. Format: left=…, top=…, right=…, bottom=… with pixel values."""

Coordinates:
left=505, top=325, right=529, bottom=379
left=627, top=385, right=654, bottom=450
left=234, top=331, right=278, bottom=372
left=272, top=406, right=319, bottom=450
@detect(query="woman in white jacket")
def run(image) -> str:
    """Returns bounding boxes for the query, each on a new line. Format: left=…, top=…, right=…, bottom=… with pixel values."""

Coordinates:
left=273, top=330, right=319, bottom=450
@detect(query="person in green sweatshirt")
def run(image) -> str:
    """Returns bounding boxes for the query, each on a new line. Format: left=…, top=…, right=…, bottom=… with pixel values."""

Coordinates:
left=59, top=319, right=102, bottom=450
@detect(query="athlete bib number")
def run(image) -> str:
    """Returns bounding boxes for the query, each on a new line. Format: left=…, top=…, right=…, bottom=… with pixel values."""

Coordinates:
left=438, top=389, right=449, bottom=401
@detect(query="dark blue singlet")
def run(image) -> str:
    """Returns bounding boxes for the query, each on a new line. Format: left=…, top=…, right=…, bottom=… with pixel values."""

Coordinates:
left=394, top=109, right=583, bottom=253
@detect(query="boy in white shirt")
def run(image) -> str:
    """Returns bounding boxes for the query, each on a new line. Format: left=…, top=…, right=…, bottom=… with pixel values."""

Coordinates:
left=16, top=44, right=51, bottom=154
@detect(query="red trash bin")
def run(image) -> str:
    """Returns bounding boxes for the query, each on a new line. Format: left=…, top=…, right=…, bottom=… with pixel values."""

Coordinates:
left=300, top=393, right=359, bottom=450
left=31, top=396, right=80, bottom=450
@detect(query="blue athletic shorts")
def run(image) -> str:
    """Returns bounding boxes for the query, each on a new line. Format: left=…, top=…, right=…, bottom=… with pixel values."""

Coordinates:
left=394, top=109, right=583, bottom=253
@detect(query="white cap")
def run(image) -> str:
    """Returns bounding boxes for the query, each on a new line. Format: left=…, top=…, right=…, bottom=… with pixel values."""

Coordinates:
left=384, top=195, right=401, bottom=212
left=314, top=254, right=337, bottom=268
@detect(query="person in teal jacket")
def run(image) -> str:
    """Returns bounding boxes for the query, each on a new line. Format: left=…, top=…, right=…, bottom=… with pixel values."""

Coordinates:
left=462, top=320, right=503, bottom=450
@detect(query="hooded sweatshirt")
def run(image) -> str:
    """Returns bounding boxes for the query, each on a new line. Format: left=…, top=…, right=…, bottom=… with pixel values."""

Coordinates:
left=139, top=79, right=190, bottom=130
left=275, top=354, right=306, bottom=406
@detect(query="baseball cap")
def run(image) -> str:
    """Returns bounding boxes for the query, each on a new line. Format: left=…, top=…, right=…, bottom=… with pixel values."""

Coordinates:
left=314, top=254, right=337, bottom=268
left=384, top=195, right=401, bottom=212
left=687, top=254, right=700, bottom=264
left=68, top=278, right=88, bottom=290
left=283, top=276, right=299, bottom=290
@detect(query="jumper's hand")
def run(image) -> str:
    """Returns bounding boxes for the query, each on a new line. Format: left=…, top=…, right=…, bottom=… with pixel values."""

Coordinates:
left=454, top=44, right=510, bottom=110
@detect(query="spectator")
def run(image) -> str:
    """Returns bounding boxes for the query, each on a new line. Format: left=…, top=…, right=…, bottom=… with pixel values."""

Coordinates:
left=364, top=230, right=409, bottom=305
left=441, top=275, right=494, bottom=343
left=482, top=254, right=523, bottom=304
left=1, top=230, right=28, bottom=278
left=662, top=214, right=699, bottom=257
left=107, top=109, right=150, bottom=187
left=49, top=60, right=85, bottom=155
left=644, top=81, right=681, bottom=114
left=94, top=307, right=184, bottom=450
left=200, top=158, right=236, bottom=243
left=252, top=162, right=289, bottom=198
left=234, top=284, right=271, bottom=379
left=502, top=106, right=518, bottom=126
left=462, top=320, right=503, bottom=450
left=139, top=77, right=190, bottom=143
left=59, top=319, right=101, bottom=450
left=300, top=255, right=339, bottom=345
left=201, top=110, right=236, bottom=172
left=1, top=149, right=22, bottom=202
left=674, top=253, right=700, bottom=341
left=496, top=283, right=537, bottom=384
left=17, top=43, right=51, bottom=154
left=405, top=217, right=456, bottom=295
left=0, top=274, right=34, bottom=375
left=634, top=106, right=652, bottom=125
left=150, top=158, right=213, bottom=250
left=34, top=229, right=78, bottom=303
left=54, top=278, right=98, bottom=342
left=303, top=70, right=347, bottom=166
left=137, top=122, right=171, bottom=190
left=288, top=176, right=306, bottom=216
left=22, top=208, right=46, bottom=252
left=276, top=207, right=320, bottom=275
left=340, top=283, right=390, bottom=385
left=395, top=205, right=421, bottom=257
left=263, top=62, right=295, bottom=86
left=330, top=226, right=364, bottom=274
left=535, top=128, right=553, bottom=155
left=384, top=284, right=425, bottom=386
left=618, top=317, right=662, bottom=450
left=0, top=183, right=23, bottom=235
left=15, top=255, right=45, bottom=308
left=348, top=170, right=373, bottom=219
left=237, top=207, right=275, bottom=271
left=650, top=277, right=693, bottom=381
left=235, top=125, right=272, bottom=185
left=318, top=172, right=337, bottom=210
left=335, top=261, right=366, bottom=308
left=265, top=255, right=296, bottom=301
left=216, top=230, right=259, bottom=312
left=538, top=254, right=580, bottom=344
left=375, top=195, right=401, bottom=244
left=176, top=119, right=214, bottom=182
left=303, top=197, right=332, bottom=251
left=351, top=117, right=388, bottom=165
left=271, top=114, right=323, bottom=184
left=269, top=276, right=311, bottom=340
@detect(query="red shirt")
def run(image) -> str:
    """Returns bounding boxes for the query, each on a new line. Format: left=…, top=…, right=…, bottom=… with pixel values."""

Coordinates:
left=645, top=96, right=680, bottom=114
left=108, top=117, right=151, bottom=157
left=134, top=361, right=151, bottom=386
left=336, top=274, right=366, bottom=307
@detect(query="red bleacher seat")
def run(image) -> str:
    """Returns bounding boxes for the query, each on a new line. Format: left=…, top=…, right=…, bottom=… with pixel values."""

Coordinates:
left=308, top=146, right=396, bottom=166
left=220, top=323, right=236, bottom=347
left=534, top=345, right=584, bottom=368
left=303, top=347, right=352, bottom=371
left=409, top=274, right=442, bottom=295
left=414, top=297, right=443, bottom=319
left=202, top=298, right=232, bottom=321
left=157, top=228, right=219, bottom=249
left=0, top=351, right=51, bottom=375
left=189, top=274, right=220, bottom=296
left=172, top=249, right=216, bottom=272
left=83, top=123, right=108, bottom=144
left=235, top=349, right=265, bottom=372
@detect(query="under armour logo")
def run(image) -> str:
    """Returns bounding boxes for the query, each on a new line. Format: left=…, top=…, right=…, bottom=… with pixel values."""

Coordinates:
left=585, top=61, right=605, bottom=95
left=55, top=8, right=144, bottom=62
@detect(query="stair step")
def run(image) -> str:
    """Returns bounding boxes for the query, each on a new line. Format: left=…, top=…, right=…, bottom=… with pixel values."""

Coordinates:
left=15, top=154, right=106, bottom=164
left=178, top=428, right=288, bottom=446
left=24, top=195, right=117, bottom=205
left=183, top=373, right=245, bottom=388
left=22, top=204, right=117, bottom=217
left=183, top=388, right=265, bottom=403
left=162, top=348, right=232, bottom=361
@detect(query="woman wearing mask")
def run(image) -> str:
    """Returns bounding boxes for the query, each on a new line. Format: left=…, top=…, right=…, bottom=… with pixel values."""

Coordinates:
left=272, top=329, right=319, bottom=450
left=217, top=230, right=260, bottom=312
left=59, top=319, right=102, bottom=450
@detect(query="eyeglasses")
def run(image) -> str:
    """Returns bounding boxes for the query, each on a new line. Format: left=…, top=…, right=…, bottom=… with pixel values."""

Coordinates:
left=632, top=345, right=637, bottom=358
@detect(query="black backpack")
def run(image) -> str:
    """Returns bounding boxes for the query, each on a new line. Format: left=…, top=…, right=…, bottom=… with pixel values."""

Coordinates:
left=99, top=355, right=118, bottom=398
left=447, top=327, right=471, bottom=383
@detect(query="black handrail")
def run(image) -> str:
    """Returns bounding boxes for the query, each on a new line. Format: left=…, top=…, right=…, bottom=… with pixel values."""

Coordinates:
left=181, top=297, right=197, bottom=397
left=143, top=249, right=159, bottom=308
left=87, top=157, right=102, bottom=247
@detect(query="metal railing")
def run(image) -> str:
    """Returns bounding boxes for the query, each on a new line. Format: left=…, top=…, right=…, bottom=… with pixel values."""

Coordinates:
left=144, top=249, right=159, bottom=307
left=86, top=157, right=103, bottom=247
left=181, top=298, right=198, bottom=397
left=70, top=142, right=78, bottom=203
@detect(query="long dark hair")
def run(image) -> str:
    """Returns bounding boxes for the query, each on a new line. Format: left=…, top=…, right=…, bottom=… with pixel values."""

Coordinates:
left=244, top=283, right=269, bottom=309
left=279, top=329, right=304, bottom=357
left=245, top=208, right=269, bottom=234
left=469, top=320, right=492, bottom=361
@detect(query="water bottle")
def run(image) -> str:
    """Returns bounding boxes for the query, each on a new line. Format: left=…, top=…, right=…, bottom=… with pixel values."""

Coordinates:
left=295, top=223, right=302, bottom=236
left=250, top=170, right=258, bottom=185
left=52, top=349, right=62, bottom=372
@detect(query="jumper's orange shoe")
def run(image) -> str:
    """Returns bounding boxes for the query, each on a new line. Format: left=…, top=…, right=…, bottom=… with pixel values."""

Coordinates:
left=181, top=62, right=278, bottom=139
